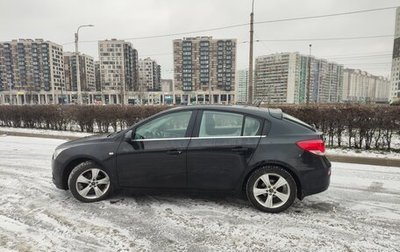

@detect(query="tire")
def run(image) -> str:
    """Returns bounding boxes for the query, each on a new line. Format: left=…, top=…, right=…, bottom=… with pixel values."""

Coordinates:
left=68, top=161, right=113, bottom=203
left=246, top=166, right=297, bottom=213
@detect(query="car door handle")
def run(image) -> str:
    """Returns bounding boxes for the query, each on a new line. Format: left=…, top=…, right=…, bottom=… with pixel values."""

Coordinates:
left=231, top=147, right=250, bottom=152
left=166, top=149, right=183, bottom=155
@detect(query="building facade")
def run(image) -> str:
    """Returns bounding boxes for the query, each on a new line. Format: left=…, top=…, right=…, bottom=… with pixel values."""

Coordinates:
left=173, top=36, right=237, bottom=93
left=94, top=61, right=101, bottom=91
left=0, top=39, right=64, bottom=97
left=98, top=39, right=139, bottom=94
left=138, top=57, right=161, bottom=91
left=342, top=69, right=390, bottom=103
left=64, top=52, right=95, bottom=92
left=161, top=79, right=173, bottom=92
left=235, top=69, right=248, bottom=103
left=254, top=52, right=343, bottom=104
left=390, top=7, right=400, bottom=103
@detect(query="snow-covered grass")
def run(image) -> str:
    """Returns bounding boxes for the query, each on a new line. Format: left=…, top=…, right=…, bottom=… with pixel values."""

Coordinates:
left=0, top=126, right=94, bottom=138
left=0, top=135, right=399, bottom=251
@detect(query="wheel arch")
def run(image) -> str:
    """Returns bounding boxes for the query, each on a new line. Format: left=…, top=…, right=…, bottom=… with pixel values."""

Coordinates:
left=62, top=156, right=104, bottom=190
left=242, top=160, right=304, bottom=200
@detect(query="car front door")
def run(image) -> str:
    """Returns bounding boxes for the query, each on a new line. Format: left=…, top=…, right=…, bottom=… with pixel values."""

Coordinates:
left=116, top=110, right=197, bottom=188
left=187, top=110, right=264, bottom=191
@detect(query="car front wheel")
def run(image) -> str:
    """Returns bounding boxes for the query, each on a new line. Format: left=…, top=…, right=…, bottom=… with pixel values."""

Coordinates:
left=68, top=161, right=112, bottom=202
left=246, top=166, right=297, bottom=213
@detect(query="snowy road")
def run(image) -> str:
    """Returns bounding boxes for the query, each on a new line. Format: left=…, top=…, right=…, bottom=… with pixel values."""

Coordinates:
left=0, top=136, right=399, bottom=251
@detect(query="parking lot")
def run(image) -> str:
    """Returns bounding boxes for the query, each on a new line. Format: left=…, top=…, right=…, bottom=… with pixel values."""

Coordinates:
left=0, top=135, right=399, bottom=251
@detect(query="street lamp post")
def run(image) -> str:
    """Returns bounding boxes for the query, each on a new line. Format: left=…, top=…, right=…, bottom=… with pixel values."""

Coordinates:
left=75, top=24, right=94, bottom=104
left=248, top=0, right=255, bottom=104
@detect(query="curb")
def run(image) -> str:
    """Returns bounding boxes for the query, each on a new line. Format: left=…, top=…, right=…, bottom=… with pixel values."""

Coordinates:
left=326, top=155, right=400, bottom=167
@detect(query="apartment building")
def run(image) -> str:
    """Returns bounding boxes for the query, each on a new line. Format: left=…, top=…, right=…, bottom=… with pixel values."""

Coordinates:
left=173, top=36, right=236, bottom=92
left=98, top=39, right=138, bottom=93
left=390, top=7, right=400, bottom=103
left=235, top=69, right=248, bottom=103
left=343, top=69, right=390, bottom=103
left=161, top=79, right=173, bottom=92
left=254, top=52, right=343, bottom=104
left=64, top=52, right=95, bottom=92
left=0, top=39, right=64, bottom=92
left=94, top=61, right=101, bottom=91
left=138, top=57, right=161, bottom=91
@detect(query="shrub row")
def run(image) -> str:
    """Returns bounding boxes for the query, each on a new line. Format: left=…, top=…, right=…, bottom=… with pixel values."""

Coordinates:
left=0, top=105, right=168, bottom=133
left=0, top=104, right=399, bottom=150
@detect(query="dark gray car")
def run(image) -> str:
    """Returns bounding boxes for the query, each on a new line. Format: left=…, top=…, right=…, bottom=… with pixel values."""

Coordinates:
left=52, top=105, right=331, bottom=213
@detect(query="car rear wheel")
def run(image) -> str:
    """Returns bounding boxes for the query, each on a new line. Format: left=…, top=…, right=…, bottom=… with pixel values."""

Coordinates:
left=68, top=161, right=112, bottom=202
left=246, top=166, right=296, bottom=213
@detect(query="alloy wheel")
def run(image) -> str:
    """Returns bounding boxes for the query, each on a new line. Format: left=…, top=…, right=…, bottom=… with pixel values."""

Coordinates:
left=252, top=173, right=291, bottom=209
left=75, top=168, right=110, bottom=200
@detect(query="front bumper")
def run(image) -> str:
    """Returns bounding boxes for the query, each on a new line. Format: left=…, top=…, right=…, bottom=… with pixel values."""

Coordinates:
left=52, top=157, right=67, bottom=190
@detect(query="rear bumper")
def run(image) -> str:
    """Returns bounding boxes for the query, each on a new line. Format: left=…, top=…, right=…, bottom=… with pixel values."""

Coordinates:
left=299, top=155, right=331, bottom=198
left=52, top=158, right=67, bottom=190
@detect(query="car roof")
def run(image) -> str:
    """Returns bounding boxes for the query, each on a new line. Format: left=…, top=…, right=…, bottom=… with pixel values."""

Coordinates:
left=165, top=105, right=282, bottom=119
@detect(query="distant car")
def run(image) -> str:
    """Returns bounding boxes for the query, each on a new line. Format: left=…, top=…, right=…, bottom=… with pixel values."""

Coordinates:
left=52, top=105, right=331, bottom=213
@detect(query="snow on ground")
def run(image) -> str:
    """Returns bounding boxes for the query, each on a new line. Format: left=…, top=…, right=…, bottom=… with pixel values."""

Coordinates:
left=0, top=135, right=400, bottom=251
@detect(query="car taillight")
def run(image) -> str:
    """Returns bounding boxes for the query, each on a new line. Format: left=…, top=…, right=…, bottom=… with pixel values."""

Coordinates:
left=296, top=139, right=325, bottom=156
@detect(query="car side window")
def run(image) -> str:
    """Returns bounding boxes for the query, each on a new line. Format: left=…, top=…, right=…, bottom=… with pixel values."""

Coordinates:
left=134, top=111, right=192, bottom=139
left=243, top=116, right=261, bottom=136
left=199, top=111, right=243, bottom=137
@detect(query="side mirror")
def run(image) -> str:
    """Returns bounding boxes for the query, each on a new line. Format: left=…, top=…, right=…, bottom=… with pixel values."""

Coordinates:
left=124, top=130, right=134, bottom=142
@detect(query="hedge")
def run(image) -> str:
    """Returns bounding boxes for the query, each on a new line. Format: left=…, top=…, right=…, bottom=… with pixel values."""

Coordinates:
left=0, top=104, right=399, bottom=151
left=0, top=105, right=168, bottom=133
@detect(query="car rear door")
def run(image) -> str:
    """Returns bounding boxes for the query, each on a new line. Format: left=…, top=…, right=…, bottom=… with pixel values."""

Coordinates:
left=186, top=109, right=264, bottom=190
left=116, top=110, right=197, bottom=188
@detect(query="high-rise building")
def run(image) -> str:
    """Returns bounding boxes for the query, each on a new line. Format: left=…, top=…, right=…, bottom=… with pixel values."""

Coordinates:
left=173, top=36, right=236, bottom=92
left=254, top=52, right=343, bottom=104
left=63, top=52, right=95, bottom=92
left=0, top=39, right=64, bottom=92
left=390, top=7, right=400, bottom=103
left=161, top=79, right=173, bottom=92
left=138, top=57, right=161, bottom=91
left=98, top=39, right=138, bottom=93
left=342, top=69, right=390, bottom=103
left=236, top=69, right=248, bottom=103
left=94, top=61, right=101, bottom=91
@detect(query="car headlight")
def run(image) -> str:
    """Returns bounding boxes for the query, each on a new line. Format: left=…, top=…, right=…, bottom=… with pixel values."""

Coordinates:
left=53, top=147, right=66, bottom=159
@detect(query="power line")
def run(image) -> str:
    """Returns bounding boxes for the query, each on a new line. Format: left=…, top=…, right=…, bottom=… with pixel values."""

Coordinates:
left=254, top=6, right=397, bottom=25
left=327, top=53, right=392, bottom=59
left=320, top=51, right=392, bottom=58
left=62, top=6, right=398, bottom=45
left=255, top=35, right=393, bottom=42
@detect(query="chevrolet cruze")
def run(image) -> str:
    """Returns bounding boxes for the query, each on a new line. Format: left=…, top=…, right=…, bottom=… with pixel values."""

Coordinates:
left=52, top=105, right=331, bottom=213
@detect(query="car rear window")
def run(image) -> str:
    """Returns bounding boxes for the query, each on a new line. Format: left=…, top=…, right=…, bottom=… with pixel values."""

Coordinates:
left=283, top=113, right=315, bottom=131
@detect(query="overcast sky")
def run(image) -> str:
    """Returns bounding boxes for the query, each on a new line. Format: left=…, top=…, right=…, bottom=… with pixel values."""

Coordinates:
left=1, top=0, right=400, bottom=79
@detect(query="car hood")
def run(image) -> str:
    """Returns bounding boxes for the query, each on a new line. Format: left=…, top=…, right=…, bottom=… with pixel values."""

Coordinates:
left=55, top=134, right=110, bottom=150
